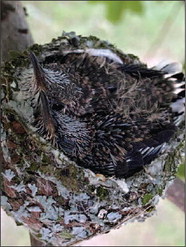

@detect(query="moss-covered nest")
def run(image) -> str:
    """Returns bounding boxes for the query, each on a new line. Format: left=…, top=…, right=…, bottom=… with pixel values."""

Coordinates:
left=1, top=32, right=184, bottom=246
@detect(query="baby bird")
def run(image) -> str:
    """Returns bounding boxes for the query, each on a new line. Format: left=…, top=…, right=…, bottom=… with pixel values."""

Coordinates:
left=29, top=49, right=185, bottom=178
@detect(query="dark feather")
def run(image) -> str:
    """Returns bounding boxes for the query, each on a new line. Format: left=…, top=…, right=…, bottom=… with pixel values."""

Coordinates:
left=29, top=49, right=185, bottom=178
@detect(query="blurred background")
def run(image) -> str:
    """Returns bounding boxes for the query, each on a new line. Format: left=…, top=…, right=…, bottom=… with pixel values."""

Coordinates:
left=1, top=1, right=185, bottom=246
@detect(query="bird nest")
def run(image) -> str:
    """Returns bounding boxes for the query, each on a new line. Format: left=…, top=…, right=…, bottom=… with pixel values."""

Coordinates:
left=1, top=32, right=184, bottom=246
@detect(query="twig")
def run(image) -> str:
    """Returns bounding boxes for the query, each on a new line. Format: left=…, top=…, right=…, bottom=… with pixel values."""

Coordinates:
left=30, top=232, right=46, bottom=247
left=166, top=178, right=185, bottom=212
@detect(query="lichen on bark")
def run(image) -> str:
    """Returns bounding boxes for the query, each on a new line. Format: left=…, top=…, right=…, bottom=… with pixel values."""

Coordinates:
left=1, top=32, right=184, bottom=246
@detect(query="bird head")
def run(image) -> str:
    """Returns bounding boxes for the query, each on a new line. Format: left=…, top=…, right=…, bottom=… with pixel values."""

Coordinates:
left=29, top=51, right=82, bottom=105
left=29, top=52, right=90, bottom=158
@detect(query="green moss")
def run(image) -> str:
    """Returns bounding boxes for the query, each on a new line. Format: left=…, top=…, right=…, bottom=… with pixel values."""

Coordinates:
left=41, top=153, right=52, bottom=165
left=60, top=231, right=74, bottom=239
left=164, top=153, right=178, bottom=174
left=163, top=141, right=184, bottom=175
left=142, top=193, right=153, bottom=205
left=8, top=50, right=25, bottom=60
left=96, top=186, right=109, bottom=200
left=34, top=160, right=83, bottom=192
left=35, top=233, right=42, bottom=239
left=2, top=44, right=43, bottom=77
left=28, top=43, right=43, bottom=55
left=15, top=220, right=23, bottom=226
left=57, top=165, right=80, bottom=192
left=38, top=164, right=56, bottom=175
left=156, top=187, right=163, bottom=196
left=60, top=177, right=78, bottom=192
left=127, top=53, right=140, bottom=61
left=10, top=54, right=29, bottom=68
left=28, top=162, right=40, bottom=172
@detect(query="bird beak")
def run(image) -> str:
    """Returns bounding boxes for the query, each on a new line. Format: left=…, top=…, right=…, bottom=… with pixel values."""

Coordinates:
left=29, top=51, right=47, bottom=91
left=29, top=52, right=56, bottom=140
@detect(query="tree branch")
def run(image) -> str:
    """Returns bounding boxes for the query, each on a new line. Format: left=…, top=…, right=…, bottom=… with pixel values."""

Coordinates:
left=30, top=232, right=46, bottom=247
left=1, top=1, right=33, bottom=63
left=166, top=178, right=185, bottom=212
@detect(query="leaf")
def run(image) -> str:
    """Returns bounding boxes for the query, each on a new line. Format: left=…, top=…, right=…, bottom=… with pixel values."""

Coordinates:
left=105, top=2, right=125, bottom=23
left=89, top=1, right=144, bottom=23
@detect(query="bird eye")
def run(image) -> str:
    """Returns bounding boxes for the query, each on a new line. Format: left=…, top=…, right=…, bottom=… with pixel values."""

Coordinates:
left=52, top=102, right=65, bottom=111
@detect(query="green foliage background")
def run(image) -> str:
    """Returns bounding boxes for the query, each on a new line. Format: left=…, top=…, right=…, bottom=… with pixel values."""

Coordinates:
left=89, top=1, right=145, bottom=23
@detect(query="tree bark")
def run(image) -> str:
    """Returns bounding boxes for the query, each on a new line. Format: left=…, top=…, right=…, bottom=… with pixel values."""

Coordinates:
left=166, top=178, right=185, bottom=212
left=30, top=232, right=46, bottom=246
left=1, top=1, right=33, bottom=63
